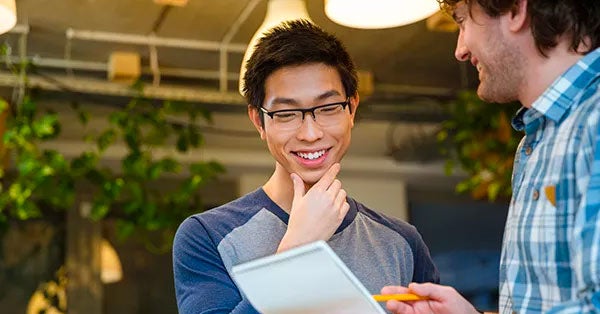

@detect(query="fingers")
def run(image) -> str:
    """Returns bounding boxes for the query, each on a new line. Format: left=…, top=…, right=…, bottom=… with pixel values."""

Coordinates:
left=328, top=179, right=342, bottom=195
left=313, top=163, right=341, bottom=190
left=290, top=173, right=305, bottom=201
left=407, top=282, right=456, bottom=302
left=335, top=189, right=349, bottom=219
left=381, top=285, right=411, bottom=295
left=386, top=300, right=413, bottom=313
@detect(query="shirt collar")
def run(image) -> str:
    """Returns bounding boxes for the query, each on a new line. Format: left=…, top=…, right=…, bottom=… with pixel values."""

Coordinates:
left=511, top=106, right=527, bottom=132
left=530, top=47, right=600, bottom=123
left=511, top=106, right=544, bottom=135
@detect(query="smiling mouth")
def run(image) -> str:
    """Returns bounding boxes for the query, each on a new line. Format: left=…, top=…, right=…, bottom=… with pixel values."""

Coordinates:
left=294, top=149, right=329, bottom=160
left=471, top=58, right=482, bottom=72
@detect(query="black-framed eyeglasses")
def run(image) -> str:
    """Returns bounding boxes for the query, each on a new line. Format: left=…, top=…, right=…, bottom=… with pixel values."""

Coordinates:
left=259, top=98, right=351, bottom=131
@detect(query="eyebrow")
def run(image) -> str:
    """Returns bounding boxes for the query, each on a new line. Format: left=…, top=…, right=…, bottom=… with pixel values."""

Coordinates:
left=270, top=97, right=298, bottom=106
left=315, top=90, right=343, bottom=101
left=269, top=90, right=344, bottom=106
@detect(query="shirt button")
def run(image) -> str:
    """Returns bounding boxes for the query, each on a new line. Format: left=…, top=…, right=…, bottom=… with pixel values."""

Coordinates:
left=533, top=189, right=540, bottom=200
left=525, top=146, right=533, bottom=155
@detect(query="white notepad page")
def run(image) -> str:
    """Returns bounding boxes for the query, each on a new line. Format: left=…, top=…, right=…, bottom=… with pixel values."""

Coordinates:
left=231, top=240, right=386, bottom=314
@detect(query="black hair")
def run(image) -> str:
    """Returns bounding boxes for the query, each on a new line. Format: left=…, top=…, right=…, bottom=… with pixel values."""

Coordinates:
left=242, top=20, right=358, bottom=109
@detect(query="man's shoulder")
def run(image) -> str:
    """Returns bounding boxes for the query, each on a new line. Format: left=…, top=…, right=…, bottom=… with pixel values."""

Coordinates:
left=180, top=189, right=268, bottom=233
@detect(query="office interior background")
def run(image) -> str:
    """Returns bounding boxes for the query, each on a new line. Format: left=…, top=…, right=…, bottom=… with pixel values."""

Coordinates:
left=0, top=0, right=511, bottom=313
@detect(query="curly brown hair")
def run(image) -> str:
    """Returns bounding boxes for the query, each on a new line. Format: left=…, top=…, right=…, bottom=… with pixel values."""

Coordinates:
left=437, top=0, right=600, bottom=56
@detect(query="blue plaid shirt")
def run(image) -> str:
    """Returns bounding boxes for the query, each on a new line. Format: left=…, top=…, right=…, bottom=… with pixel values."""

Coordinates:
left=500, top=47, right=600, bottom=314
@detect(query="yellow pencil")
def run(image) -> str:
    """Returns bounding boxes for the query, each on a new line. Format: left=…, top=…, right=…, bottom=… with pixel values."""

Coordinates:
left=372, top=293, right=429, bottom=302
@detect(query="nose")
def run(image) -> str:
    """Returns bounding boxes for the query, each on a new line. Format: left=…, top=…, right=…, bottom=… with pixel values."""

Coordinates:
left=454, top=30, right=470, bottom=62
left=296, top=113, right=323, bottom=142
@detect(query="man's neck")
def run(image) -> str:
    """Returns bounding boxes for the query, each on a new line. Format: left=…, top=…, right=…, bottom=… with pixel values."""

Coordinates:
left=262, top=163, right=311, bottom=214
left=520, top=41, right=587, bottom=107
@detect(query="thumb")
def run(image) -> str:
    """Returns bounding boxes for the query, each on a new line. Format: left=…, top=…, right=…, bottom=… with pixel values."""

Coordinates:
left=290, top=173, right=305, bottom=200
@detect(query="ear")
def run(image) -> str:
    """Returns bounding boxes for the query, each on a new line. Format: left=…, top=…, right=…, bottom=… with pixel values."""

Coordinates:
left=507, top=0, right=528, bottom=33
left=248, top=105, right=266, bottom=140
left=349, top=93, right=359, bottom=128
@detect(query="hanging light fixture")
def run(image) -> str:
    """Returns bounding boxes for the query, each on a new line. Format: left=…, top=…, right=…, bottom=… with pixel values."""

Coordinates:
left=325, top=0, right=439, bottom=29
left=101, top=239, right=123, bottom=284
left=0, top=0, right=16, bottom=34
left=239, top=0, right=312, bottom=96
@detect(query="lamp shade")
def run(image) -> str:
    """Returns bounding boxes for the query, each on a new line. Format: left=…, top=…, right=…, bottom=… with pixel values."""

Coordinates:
left=325, top=0, right=439, bottom=29
left=101, top=239, right=123, bottom=284
left=239, top=0, right=312, bottom=96
left=0, top=0, right=16, bottom=34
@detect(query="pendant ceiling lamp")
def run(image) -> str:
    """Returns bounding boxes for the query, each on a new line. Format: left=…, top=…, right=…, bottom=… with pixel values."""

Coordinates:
left=239, top=0, right=312, bottom=96
left=0, top=0, right=16, bottom=34
left=325, top=0, right=439, bottom=29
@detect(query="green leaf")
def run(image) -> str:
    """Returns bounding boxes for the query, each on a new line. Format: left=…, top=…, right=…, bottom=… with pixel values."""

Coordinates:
left=436, top=130, right=448, bottom=142
left=71, top=152, right=99, bottom=173
left=9, top=183, right=32, bottom=203
left=103, top=178, right=124, bottom=199
left=97, top=129, right=117, bottom=152
left=160, top=158, right=179, bottom=172
left=109, top=111, right=128, bottom=127
left=21, top=96, right=37, bottom=118
left=207, top=161, right=226, bottom=173
left=188, top=125, right=201, bottom=147
left=455, top=181, right=470, bottom=193
left=91, top=200, right=110, bottom=220
left=130, top=80, right=145, bottom=93
left=17, top=158, right=37, bottom=175
left=197, top=107, right=213, bottom=123
left=14, top=200, right=41, bottom=220
left=487, top=182, right=501, bottom=201
left=125, top=129, right=140, bottom=151
left=123, top=152, right=148, bottom=178
left=116, top=220, right=136, bottom=240
left=78, top=110, right=90, bottom=125
left=176, top=133, right=189, bottom=152
left=144, top=127, right=168, bottom=145
left=32, top=114, right=59, bottom=138
left=125, top=181, right=143, bottom=201
left=84, top=168, right=107, bottom=185
left=0, top=98, right=8, bottom=112
left=124, top=201, right=142, bottom=215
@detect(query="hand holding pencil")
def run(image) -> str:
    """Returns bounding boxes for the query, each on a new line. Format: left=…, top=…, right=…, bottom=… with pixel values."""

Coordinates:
left=372, top=293, right=429, bottom=302
left=379, top=283, right=481, bottom=314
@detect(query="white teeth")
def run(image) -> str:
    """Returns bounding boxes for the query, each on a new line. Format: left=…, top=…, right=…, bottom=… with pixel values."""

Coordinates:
left=297, top=149, right=326, bottom=160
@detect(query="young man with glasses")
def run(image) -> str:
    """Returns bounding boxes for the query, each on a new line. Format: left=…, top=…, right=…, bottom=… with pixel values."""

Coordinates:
left=173, top=20, right=439, bottom=314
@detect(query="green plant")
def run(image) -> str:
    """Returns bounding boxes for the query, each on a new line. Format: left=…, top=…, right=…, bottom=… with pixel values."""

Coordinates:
left=0, top=49, right=224, bottom=243
left=437, top=90, right=522, bottom=201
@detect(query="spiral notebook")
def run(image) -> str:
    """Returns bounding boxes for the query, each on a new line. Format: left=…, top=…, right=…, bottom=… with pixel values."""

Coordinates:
left=231, top=240, right=386, bottom=314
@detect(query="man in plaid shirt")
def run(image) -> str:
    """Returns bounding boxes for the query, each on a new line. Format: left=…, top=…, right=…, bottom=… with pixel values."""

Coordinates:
left=382, top=0, right=600, bottom=313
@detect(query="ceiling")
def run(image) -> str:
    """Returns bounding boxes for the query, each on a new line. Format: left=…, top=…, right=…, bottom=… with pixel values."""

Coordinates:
left=1, top=0, right=479, bottom=122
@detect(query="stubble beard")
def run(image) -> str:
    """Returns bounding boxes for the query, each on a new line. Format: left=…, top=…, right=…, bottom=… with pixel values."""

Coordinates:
left=477, top=40, right=523, bottom=104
